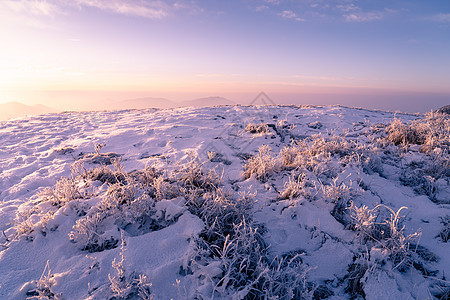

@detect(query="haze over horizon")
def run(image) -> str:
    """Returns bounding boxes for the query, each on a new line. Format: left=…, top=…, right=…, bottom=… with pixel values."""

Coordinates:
left=1, top=0, right=449, bottom=113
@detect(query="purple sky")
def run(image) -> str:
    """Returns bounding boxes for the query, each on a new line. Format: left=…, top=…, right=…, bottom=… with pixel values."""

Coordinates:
left=1, top=0, right=449, bottom=112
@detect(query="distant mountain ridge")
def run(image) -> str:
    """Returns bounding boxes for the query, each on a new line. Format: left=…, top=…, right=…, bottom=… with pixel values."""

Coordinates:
left=0, top=102, right=58, bottom=121
left=180, top=96, right=235, bottom=107
left=114, top=97, right=177, bottom=110
left=0, top=97, right=236, bottom=121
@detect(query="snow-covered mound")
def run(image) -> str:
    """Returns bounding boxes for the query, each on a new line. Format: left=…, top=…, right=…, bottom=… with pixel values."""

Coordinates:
left=0, top=105, right=449, bottom=299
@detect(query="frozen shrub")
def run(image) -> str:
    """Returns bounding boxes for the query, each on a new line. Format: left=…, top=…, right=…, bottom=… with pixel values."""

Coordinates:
left=437, top=105, right=450, bottom=114
left=105, top=181, right=140, bottom=207
left=419, top=112, right=450, bottom=153
left=255, top=254, right=314, bottom=300
left=349, top=205, right=422, bottom=271
left=307, top=134, right=355, bottom=158
left=307, top=121, right=322, bottom=129
left=400, top=170, right=439, bottom=201
left=120, top=194, right=171, bottom=234
left=385, top=118, right=426, bottom=146
left=423, top=175, right=439, bottom=200
left=189, top=213, right=314, bottom=299
left=68, top=159, right=181, bottom=252
left=325, top=178, right=361, bottom=226
left=348, top=204, right=379, bottom=242
left=321, top=178, right=353, bottom=204
left=38, top=177, right=84, bottom=207
left=77, top=143, right=122, bottom=165
left=82, top=164, right=126, bottom=185
left=245, top=123, right=270, bottom=134
left=279, top=135, right=369, bottom=175
left=243, top=145, right=280, bottom=181
left=10, top=205, right=60, bottom=241
left=130, top=167, right=178, bottom=200
left=53, top=146, right=75, bottom=155
left=425, top=152, right=450, bottom=179
left=384, top=113, right=450, bottom=153
left=361, top=154, right=383, bottom=175
left=175, top=154, right=220, bottom=192
left=344, top=253, right=372, bottom=298
left=280, top=173, right=318, bottom=201
left=25, top=261, right=62, bottom=300
left=213, top=218, right=267, bottom=297
left=398, top=136, right=449, bottom=202
left=185, top=216, right=267, bottom=298
left=12, top=180, right=87, bottom=241
left=438, top=216, right=450, bottom=243
left=280, top=139, right=323, bottom=171
left=109, top=237, right=153, bottom=299
left=69, top=212, right=119, bottom=252
left=176, top=154, right=254, bottom=246
left=280, top=143, right=302, bottom=168
left=68, top=174, right=171, bottom=251
left=190, top=187, right=253, bottom=248
left=280, top=173, right=306, bottom=200
left=12, top=209, right=37, bottom=241
left=129, top=165, right=160, bottom=186
left=151, top=175, right=178, bottom=200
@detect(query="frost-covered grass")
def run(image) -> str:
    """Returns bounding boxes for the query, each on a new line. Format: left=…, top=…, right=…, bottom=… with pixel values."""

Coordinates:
left=0, top=105, right=449, bottom=299
left=24, top=261, right=62, bottom=300
left=438, top=216, right=450, bottom=243
left=349, top=205, right=423, bottom=271
left=243, top=145, right=280, bottom=181
left=108, top=236, right=154, bottom=299
left=245, top=123, right=270, bottom=134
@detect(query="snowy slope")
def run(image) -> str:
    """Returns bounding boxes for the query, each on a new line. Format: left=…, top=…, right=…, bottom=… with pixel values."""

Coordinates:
left=0, top=105, right=448, bottom=299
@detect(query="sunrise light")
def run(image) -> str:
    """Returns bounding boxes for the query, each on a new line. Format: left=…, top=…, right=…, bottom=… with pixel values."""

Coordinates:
left=0, top=0, right=449, bottom=111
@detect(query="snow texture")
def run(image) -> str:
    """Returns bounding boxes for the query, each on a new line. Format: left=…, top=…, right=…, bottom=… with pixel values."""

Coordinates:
left=0, top=105, right=449, bottom=299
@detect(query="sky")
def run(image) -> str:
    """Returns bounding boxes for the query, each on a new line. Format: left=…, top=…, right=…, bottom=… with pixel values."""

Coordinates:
left=0, top=0, right=449, bottom=112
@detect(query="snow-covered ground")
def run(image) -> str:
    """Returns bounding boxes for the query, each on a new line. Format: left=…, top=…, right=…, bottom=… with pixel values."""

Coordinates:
left=0, top=105, right=449, bottom=299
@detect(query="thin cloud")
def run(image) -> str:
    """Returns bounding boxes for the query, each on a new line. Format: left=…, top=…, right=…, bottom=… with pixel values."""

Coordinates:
left=278, top=10, right=305, bottom=22
left=173, top=1, right=203, bottom=14
left=293, top=74, right=356, bottom=82
left=336, top=3, right=358, bottom=13
left=253, top=1, right=400, bottom=23
left=344, top=11, right=384, bottom=22
left=2, top=0, right=60, bottom=16
left=342, top=6, right=401, bottom=23
left=264, top=0, right=280, bottom=5
left=1, top=0, right=201, bottom=19
left=432, top=13, right=450, bottom=22
left=0, top=1, right=60, bottom=29
left=255, top=5, right=269, bottom=12
left=74, top=0, right=171, bottom=19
